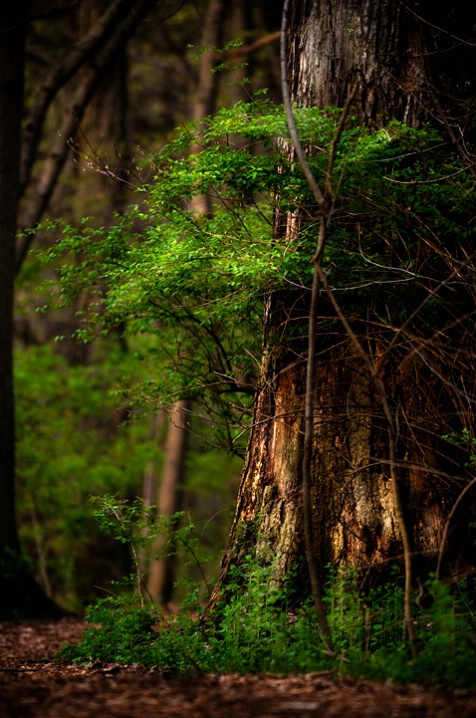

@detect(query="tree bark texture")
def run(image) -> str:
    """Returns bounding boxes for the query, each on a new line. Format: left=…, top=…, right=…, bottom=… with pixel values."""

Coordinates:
left=208, top=0, right=476, bottom=611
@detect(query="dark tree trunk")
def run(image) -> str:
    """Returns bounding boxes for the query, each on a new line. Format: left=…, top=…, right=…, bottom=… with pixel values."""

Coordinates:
left=16, top=0, right=164, bottom=270
left=0, top=3, right=26, bottom=561
left=287, top=0, right=429, bottom=125
left=208, top=0, right=476, bottom=612
left=0, top=1, right=61, bottom=619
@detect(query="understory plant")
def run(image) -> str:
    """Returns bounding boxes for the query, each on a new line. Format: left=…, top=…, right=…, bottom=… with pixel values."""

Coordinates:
left=56, top=497, right=476, bottom=686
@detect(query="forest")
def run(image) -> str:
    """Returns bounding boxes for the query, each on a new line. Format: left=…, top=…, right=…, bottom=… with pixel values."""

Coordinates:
left=1, top=0, right=476, bottom=701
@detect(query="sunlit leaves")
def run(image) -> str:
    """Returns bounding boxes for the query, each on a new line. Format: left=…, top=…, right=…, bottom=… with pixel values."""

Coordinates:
left=43, top=97, right=476, bottom=420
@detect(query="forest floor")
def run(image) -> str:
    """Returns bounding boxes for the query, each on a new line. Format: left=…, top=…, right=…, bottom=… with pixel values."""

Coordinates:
left=1, top=619, right=476, bottom=718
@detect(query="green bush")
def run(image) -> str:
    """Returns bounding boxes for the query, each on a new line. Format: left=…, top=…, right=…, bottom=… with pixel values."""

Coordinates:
left=56, top=509, right=476, bottom=685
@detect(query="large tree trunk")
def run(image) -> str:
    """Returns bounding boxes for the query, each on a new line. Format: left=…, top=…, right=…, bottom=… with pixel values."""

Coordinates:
left=208, top=0, right=476, bottom=611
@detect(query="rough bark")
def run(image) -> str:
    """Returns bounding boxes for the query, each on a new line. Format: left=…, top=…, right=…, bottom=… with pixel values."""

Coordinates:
left=287, top=0, right=428, bottom=126
left=208, top=0, right=476, bottom=614
left=208, top=291, right=309, bottom=609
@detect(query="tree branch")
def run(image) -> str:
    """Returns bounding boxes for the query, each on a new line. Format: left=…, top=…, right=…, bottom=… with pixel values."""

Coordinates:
left=224, top=30, right=281, bottom=58
left=281, top=0, right=333, bottom=656
left=20, top=0, right=134, bottom=195
left=17, top=0, right=179, bottom=272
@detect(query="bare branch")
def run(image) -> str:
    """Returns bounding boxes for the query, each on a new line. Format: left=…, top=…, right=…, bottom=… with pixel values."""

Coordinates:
left=224, top=30, right=281, bottom=58
left=281, top=0, right=333, bottom=657
left=21, top=0, right=135, bottom=194
left=17, top=0, right=179, bottom=271
left=374, top=250, right=476, bottom=376
left=384, top=163, right=473, bottom=185
left=401, top=3, right=476, bottom=48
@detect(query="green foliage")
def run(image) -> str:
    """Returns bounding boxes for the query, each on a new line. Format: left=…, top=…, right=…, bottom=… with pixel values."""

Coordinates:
left=90, top=495, right=159, bottom=548
left=55, top=504, right=476, bottom=684
left=56, top=595, right=208, bottom=672
left=89, top=494, right=204, bottom=602
left=14, top=340, right=241, bottom=610
left=15, top=342, right=157, bottom=610
left=43, top=96, right=476, bottom=647
left=351, top=579, right=476, bottom=686
left=443, top=428, right=476, bottom=468
left=43, top=97, right=476, bottom=447
left=326, top=566, right=407, bottom=657
left=56, top=545, right=326, bottom=674
left=205, top=557, right=319, bottom=673
left=57, top=541, right=476, bottom=685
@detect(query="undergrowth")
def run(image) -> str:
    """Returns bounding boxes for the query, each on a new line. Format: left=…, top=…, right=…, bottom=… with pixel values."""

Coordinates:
left=56, top=499, right=476, bottom=686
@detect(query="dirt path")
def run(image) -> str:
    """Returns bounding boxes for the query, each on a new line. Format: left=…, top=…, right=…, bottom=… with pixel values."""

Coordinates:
left=1, top=619, right=475, bottom=717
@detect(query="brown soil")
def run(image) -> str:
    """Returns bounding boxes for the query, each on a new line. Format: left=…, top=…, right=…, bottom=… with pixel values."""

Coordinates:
left=1, top=619, right=475, bottom=717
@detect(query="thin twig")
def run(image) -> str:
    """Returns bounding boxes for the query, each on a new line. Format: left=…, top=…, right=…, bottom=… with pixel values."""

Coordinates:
left=436, top=476, right=476, bottom=580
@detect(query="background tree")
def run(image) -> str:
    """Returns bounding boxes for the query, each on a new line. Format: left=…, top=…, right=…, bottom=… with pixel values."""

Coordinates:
left=0, top=0, right=58, bottom=619
left=1, top=0, right=178, bottom=618
left=7, top=0, right=282, bottom=615
left=144, top=0, right=224, bottom=603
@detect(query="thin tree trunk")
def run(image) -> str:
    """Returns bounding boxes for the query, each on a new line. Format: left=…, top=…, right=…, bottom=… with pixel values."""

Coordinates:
left=190, top=0, right=224, bottom=216
left=0, top=2, right=27, bottom=561
left=145, top=0, right=225, bottom=604
left=146, top=400, right=191, bottom=604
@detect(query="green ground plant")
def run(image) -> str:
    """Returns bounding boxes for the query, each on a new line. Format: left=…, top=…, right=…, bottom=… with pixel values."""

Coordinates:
left=56, top=497, right=476, bottom=686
